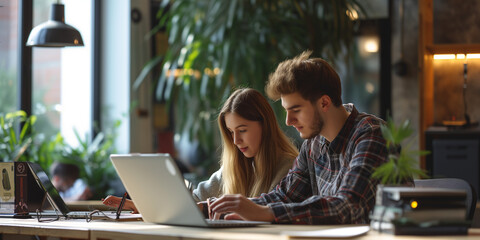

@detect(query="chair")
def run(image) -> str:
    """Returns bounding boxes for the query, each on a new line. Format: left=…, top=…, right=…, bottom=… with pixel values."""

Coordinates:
left=414, top=178, right=477, bottom=222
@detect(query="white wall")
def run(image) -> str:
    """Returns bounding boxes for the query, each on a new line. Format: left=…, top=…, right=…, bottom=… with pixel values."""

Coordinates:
left=100, top=0, right=131, bottom=153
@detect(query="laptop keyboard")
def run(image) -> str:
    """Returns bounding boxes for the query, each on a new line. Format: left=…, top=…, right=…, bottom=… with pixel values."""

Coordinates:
left=66, top=211, right=93, bottom=219
left=205, top=219, right=270, bottom=227
left=36, top=210, right=92, bottom=219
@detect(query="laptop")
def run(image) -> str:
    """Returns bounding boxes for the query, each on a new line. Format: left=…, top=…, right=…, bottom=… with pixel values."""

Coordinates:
left=26, top=162, right=101, bottom=219
left=110, top=153, right=271, bottom=227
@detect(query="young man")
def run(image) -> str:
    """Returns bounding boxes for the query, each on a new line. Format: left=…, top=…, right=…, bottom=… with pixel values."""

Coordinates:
left=208, top=51, right=390, bottom=224
left=51, top=162, right=92, bottom=201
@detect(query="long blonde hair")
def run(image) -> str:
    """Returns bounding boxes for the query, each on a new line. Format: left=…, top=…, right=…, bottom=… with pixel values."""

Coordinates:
left=218, top=88, right=298, bottom=197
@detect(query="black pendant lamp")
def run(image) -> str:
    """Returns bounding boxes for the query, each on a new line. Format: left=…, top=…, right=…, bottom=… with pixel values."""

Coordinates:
left=26, top=3, right=84, bottom=47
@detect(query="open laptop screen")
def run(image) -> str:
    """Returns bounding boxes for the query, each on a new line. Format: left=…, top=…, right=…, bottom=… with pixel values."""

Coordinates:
left=110, top=153, right=270, bottom=227
left=27, top=162, right=70, bottom=215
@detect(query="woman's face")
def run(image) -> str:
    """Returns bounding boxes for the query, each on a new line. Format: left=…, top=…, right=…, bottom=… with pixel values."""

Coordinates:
left=224, top=112, right=262, bottom=158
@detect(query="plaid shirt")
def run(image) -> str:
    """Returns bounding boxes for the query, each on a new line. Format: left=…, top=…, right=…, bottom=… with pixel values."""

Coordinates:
left=252, top=104, right=388, bottom=224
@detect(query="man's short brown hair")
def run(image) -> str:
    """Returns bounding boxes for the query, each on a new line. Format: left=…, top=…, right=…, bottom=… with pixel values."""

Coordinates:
left=265, top=51, right=342, bottom=106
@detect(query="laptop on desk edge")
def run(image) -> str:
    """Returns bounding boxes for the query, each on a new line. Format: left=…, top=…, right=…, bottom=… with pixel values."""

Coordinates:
left=25, top=162, right=103, bottom=219
left=0, top=162, right=136, bottom=220
left=27, top=163, right=139, bottom=220
left=0, top=162, right=90, bottom=218
left=110, top=153, right=270, bottom=228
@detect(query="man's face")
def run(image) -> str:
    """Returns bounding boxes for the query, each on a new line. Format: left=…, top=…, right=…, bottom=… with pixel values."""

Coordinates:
left=281, top=92, right=324, bottom=139
left=52, top=176, right=75, bottom=192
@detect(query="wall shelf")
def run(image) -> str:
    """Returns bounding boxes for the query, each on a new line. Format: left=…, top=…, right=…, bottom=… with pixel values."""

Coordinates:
left=426, top=44, right=480, bottom=54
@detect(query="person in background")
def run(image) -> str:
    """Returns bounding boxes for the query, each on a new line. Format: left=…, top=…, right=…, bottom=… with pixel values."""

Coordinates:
left=103, top=88, right=299, bottom=214
left=207, top=51, right=392, bottom=224
left=51, top=162, right=92, bottom=201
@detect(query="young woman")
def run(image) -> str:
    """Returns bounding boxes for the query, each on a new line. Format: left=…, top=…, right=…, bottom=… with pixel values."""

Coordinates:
left=102, top=88, right=298, bottom=212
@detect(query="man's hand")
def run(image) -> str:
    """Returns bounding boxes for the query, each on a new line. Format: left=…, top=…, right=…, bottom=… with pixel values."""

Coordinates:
left=208, top=194, right=275, bottom=222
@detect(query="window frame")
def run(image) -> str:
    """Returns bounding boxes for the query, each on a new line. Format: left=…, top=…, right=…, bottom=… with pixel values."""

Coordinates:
left=18, top=0, right=101, bottom=140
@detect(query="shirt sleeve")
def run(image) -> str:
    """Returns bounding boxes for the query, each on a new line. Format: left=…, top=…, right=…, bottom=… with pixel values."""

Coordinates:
left=61, top=178, right=88, bottom=201
left=251, top=141, right=312, bottom=206
left=253, top=130, right=387, bottom=224
left=192, top=168, right=223, bottom=202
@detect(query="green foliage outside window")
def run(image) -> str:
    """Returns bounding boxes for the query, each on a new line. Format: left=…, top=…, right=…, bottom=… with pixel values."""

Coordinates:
left=0, top=67, right=17, bottom=114
left=0, top=111, right=36, bottom=163
left=0, top=110, right=120, bottom=199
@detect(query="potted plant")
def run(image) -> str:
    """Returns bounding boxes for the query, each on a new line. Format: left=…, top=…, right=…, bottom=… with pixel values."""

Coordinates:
left=59, top=123, right=120, bottom=200
left=372, top=117, right=429, bottom=185
left=1, top=110, right=120, bottom=199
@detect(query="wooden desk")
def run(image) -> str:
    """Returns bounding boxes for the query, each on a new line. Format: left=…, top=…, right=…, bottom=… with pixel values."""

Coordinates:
left=90, top=224, right=480, bottom=240
left=0, top=218, right=160, bottom=240
left=0, top=218, right=89, bottom=239
left=1, top=218, right=480, bottom=240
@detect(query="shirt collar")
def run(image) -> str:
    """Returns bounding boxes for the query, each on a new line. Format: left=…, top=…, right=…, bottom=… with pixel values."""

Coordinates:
left=309, top=103, right=358, bottom=159
left=329, top=103, right=358, bottom=154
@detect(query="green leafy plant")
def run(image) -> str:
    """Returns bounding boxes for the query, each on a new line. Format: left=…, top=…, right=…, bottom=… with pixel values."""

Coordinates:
left=0, top=110, right=62, bottom=170
left=0, top=110, right=120, bottom=199
left=372, top=118, right=429, bottom=185
left=28, top=132, right=64, bottom=173
left=135, top=0, right=365, bottom=174
left=0, top=110, right=36, bottom=162
left=56, top=121, right=121, bottom=200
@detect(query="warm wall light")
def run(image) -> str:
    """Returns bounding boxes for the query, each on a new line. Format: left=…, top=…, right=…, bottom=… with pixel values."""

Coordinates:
left=26, top=3, right=84, bottom=47
left=364, top=39, right=379, bottom=53
left=433, top=53, right=480, bottom=60
left=467, top=54, right=480, bottom=59
left=433, top=54, right=455, bottom=60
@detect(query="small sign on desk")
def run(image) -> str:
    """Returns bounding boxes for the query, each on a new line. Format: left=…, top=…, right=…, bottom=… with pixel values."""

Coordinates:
left=0, top=163, right=14, bottom=214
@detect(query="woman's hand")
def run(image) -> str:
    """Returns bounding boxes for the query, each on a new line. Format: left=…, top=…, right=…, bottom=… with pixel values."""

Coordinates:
left=102, top=195, right=139, bottom=214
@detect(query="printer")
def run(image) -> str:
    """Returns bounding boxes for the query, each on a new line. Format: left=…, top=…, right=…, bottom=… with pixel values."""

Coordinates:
left=370, top=186, right=468, bottom=235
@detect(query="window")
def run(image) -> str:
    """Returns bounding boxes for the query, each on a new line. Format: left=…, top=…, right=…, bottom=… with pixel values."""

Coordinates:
left=14, top=1, right=158, bottom=154
left=31, top=0, right=93, bottom=146
left=343, top=34, right=381, bottom=116
left=339, top=19, right=391, bottom=119
left=0, top=0, right=19, bottom=114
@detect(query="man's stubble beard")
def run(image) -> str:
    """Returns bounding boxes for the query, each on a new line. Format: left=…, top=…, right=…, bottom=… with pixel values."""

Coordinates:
left=304, top=108, right=324, bottom=139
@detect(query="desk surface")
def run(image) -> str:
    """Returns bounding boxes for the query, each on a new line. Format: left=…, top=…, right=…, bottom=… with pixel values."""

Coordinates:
left=1, top=218, right=480, bottom=240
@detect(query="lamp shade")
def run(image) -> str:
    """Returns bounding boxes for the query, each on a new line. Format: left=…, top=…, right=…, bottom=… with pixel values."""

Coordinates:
left=26, top=3, right=84, bottom=47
